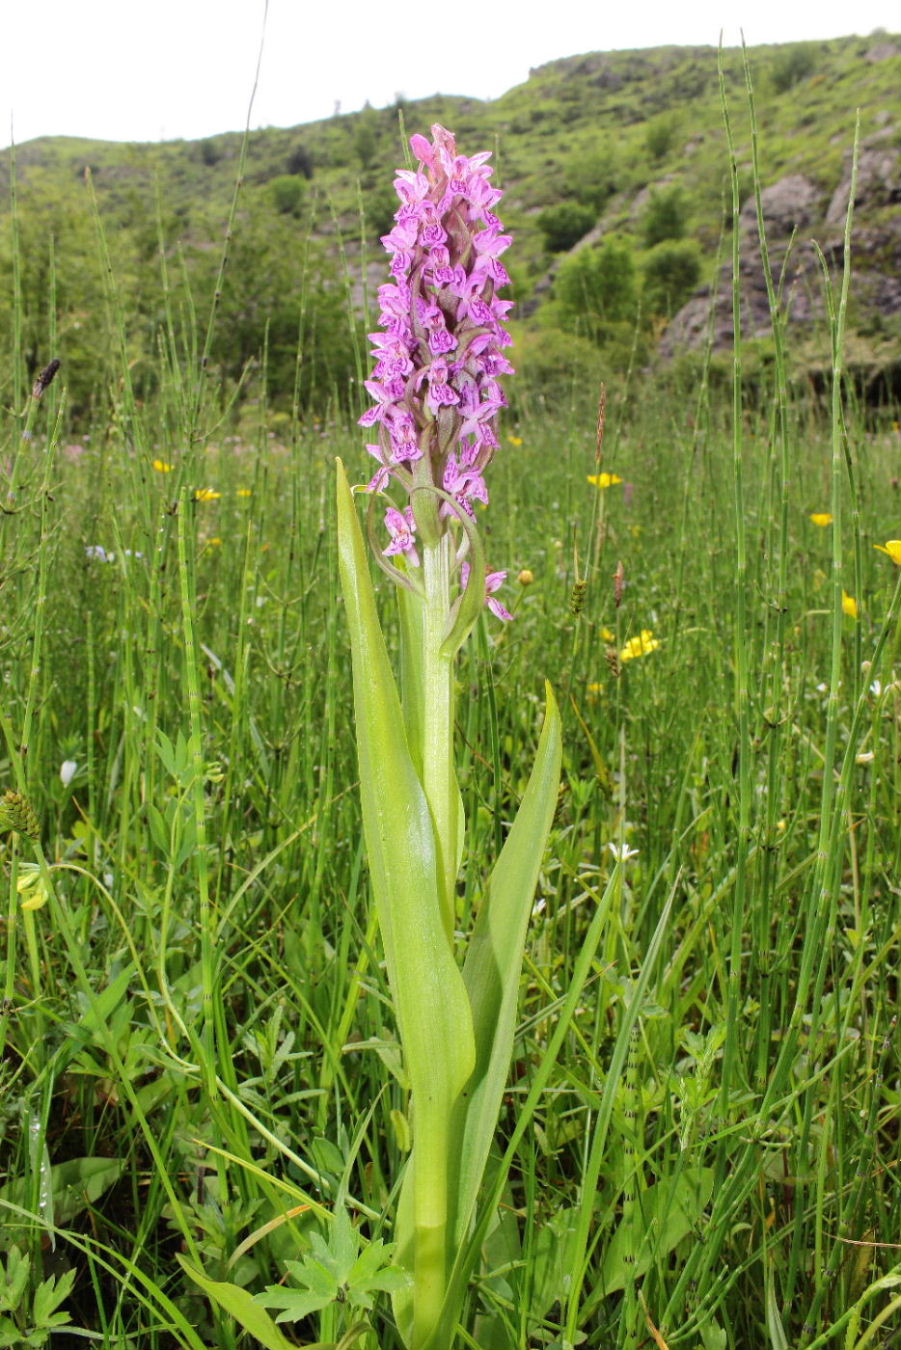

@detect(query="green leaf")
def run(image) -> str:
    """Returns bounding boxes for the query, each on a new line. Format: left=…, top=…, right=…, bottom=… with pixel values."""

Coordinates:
left=0, top=1247, right=29, bottom=1312
left=598, top=1166, right=714, bottom=1295
left=283, top=1251, right=340, bottom=1298
left=32, top=1267, right=75, bottom=1327
left=0, top=1157, right=125, bottom=1230
left=424, top=686, right=562, bottom=1348
left=471, top=1198, right=524, bottom=1350
left=258, top=1285, right=334, bottom=1322
left=0, top=1318, right=21, bottom=1350
left=176, top=1258, right=298, bottom=1350
left=530, top=1206, right=580, bottom=1322
left=699, top=1319, right=728, bottom=1350
left=337, top=459, right=477, bottom=1342
left=454, top=684, right=562, bottom=1249
left=147, top=802, right=171, bottom=855
left=764, top=1253, right=789, bottom=1350
left=335, top=458, right=475, bottom=1112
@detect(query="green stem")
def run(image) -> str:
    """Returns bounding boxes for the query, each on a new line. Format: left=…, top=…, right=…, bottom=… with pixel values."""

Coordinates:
left=412, top=1118, right=453, bottom=1349
left=400, top=535, right=461, bottom=1344
left=419, top=536, right=460, bottom=939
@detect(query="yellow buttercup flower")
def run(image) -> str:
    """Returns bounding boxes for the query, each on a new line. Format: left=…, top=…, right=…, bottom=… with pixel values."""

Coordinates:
left=842, top=590, right=858, bottom=619
left=809, top=512, right=833, bottom=527
left=601, top=627, right=615, bottom=642
left=507, top=434, right=523, bottom=447
left=874, top=540, right=901, bottom=565
left=194, top=488, right=221, bottom=502
left=152, top=458, right=174, bottom=473
left=236, top=488, right=253, bottom=498
left=587, top=473, right=623, bottom=489
left=620, top=629, right=660, bottom=663
left=517, top=569, right=534, bottom=585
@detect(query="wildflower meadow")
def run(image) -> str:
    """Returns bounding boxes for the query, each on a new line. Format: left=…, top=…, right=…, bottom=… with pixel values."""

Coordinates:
left=0, top=71, right=899, bottom=1350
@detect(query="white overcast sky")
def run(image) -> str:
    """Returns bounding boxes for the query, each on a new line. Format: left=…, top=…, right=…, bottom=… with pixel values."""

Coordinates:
left=3, top=0, right=897, bottom=150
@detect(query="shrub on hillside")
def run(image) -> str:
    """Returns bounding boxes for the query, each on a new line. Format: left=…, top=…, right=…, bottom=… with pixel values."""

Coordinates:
left=770, top=44, right=817, bottom=93
left=537, top=201, right=597, bottom=253
left=642, top=186, right=687, bottom=246
left=354, top=114, right=379, bottom=171
left=269, top=176, right=307, bottom=217
left=642, top=240, right=702, bottom=316
left=553, top=239, right=639, bottom=345
left=190, top=215, right=362, bottom=412
left=287, top=144, right=314, bottom=179
left=198, top=139, right=221, bottom=167
left=365, top=184, right=401, bottom=241
left=505, top=324, right=602, bottom=412
left=645, top=116, right=678, bottom=162
left=562, top=148, right=619, bottom=212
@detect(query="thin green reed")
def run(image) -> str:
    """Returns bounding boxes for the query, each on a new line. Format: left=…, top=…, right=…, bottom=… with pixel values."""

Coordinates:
left=790, top=124, right=861, bottom=1329
left=654, top=55, right=839, bottom=1328
left=716, top=47, right=753, bottom=1125
left=564, top=889, right=674, bottom=1346
left=191, top=46, right=263, bottom=437
left=176, top=490, right=217, bottom=1096
left=742, top=45, right=794, bottom=1090
left=85, top=168, right=148, bottom=478
left=172, top=484, right=254, bottom=1201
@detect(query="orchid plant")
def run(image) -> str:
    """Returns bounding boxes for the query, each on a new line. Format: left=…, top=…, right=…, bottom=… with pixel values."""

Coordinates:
left=336, top=125, right=561, bottom=1348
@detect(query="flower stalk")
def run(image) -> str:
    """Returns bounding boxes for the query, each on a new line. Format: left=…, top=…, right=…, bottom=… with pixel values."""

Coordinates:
left=336, top=126, right=561, bottom=1348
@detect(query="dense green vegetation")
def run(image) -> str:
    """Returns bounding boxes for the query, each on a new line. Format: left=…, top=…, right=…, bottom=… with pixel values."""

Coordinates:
left=1, top=34, right=898, bottom=421
left=0, top=36, right=899, bottom=1350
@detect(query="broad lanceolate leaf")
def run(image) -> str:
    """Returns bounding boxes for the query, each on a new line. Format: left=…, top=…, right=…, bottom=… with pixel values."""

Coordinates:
left=335, top=459, right=474, bottom=1096
left=336, top=460, right=476, bottom=1343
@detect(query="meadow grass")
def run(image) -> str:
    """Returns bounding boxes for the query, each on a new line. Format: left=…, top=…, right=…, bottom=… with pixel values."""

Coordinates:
left=0, top=99, right=899, bottom=1350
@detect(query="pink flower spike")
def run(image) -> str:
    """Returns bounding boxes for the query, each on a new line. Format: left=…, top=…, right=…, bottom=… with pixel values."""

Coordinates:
left=359, top=124, right=514, bottom=517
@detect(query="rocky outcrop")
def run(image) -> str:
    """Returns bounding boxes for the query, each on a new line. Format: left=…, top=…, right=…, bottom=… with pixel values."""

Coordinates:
left=827, top=139, right=901, bottom=225
left=662, top=139, right=901, bottom=356
left=740, top=173, right=823, bottom=236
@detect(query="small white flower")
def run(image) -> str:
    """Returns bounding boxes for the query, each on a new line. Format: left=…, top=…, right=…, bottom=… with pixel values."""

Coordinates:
left=855, top=751, right=875, bottom=765
left=607, top=842, right=639, bottom=863
left=870, top=680, right=882, bottom=697
left=60, top=759, right=78, bottom=786
left=85, top=545, right=114, bottom=563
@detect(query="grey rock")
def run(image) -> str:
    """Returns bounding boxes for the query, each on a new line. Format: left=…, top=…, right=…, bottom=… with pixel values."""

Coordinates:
left=826, top=143, right=901, bottom=224
left=740, top=174, right=822, bottom=236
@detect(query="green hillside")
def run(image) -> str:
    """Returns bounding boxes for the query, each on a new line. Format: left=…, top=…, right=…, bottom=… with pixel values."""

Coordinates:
left=1, top=33, right=898, bottom=419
